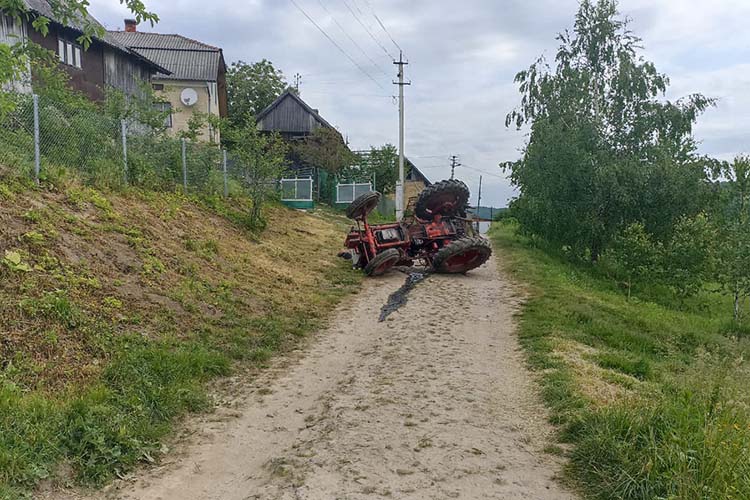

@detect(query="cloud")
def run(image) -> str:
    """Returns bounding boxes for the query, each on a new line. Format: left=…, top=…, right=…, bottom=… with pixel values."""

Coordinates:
left=89, top=0, right=750, bottom=206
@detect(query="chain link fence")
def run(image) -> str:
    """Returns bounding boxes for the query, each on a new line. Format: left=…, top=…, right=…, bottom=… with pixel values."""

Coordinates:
left=0, top=92, right=252, bottom=198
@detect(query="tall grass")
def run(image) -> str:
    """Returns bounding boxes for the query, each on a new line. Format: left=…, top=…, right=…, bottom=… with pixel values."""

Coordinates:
left=490, top=221, right=750, bottom=499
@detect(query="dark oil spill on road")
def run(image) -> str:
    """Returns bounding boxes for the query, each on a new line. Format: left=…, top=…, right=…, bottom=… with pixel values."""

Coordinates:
left=379, top=271, right=430, bottom=322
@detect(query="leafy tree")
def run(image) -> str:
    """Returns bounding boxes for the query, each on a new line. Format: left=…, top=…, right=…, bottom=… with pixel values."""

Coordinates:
left=226, top=60, right=286, bottom=128
left=223, top=118, right=288, bottom=230
left=340, top=144, right=398, bottom=193
left=659, top=213, right=716, bottom=299
left=504, top=0, right=713, bottom=261
left=713, top=156, right=750, bottom=320
left=291, top=127, right=356, bottom=175
left=609, top=223, right=659, bottom=299
left=364, top=144, right=398, bottom=194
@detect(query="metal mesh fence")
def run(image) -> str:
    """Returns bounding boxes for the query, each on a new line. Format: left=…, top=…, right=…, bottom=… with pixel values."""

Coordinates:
left=0, top=93, right=36, bottom=179
left=0, top=91, right=265, bottom=199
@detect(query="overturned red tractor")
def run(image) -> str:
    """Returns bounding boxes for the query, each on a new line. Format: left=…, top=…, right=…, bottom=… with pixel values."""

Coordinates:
left=340, top=179, right=492, bottom=276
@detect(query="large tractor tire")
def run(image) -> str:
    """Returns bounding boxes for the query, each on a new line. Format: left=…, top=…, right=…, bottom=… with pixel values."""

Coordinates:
left=432, top=237, right=492, bottom=274
left=364, top=248, right=401, bottom=277
left=346, top=191, right=381, bottom=220
left=415, top=179, right=470, bottom=220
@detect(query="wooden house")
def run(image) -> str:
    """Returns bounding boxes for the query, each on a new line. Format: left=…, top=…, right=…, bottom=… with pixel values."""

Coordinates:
left=1, top=0, right=168, bottom=100
left=256, top=90, right=349, bottom=209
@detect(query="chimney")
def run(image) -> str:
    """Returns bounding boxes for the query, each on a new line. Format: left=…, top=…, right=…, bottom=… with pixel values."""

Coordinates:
left=124, top=19, right=137, bottom=32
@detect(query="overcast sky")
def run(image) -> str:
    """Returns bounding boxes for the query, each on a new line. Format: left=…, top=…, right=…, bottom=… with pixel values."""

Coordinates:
left=90, top=0, right=750, bottom=208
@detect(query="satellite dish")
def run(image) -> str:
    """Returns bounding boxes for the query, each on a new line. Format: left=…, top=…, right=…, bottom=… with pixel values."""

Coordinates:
left=180, top=88, right=198, bottom=107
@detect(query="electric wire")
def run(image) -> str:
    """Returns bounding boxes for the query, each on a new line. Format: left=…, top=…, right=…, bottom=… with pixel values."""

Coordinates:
left=316, top=0, right=391, bottom=77
left=288, top=0, right=387, bottom=91
left=341, top=0, right=395, bottom=60
left=359, top=0, right=402, bottom=53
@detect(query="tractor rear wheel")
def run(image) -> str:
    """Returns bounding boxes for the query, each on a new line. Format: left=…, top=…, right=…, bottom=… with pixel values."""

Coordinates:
left=415, top=179, right=470, bottom=220
left=364, top=248, right=401, bottom=277
left=346, top=191, right=381, bottom=220
left=432, top=237, right=492, bottom=274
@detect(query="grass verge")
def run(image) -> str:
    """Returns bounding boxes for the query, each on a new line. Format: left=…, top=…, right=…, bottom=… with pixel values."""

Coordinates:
left=489, top=221, right=750, bottom=500
left=0, top=178, right=360, bottom=498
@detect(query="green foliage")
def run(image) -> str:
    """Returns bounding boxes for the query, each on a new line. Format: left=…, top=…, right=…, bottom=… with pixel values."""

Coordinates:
left=490, top=222, right=750, bottom=499
left=712, top=156, right=750, bottom=321
left=0, top=0, right=158, bottom=49
left=659, top=213, right=716, bottom=299
left=0, top=0, right=158, bottom=119
left=342, top=144, right=398, bottom=194
left=571, top=365, right=750, bottom=500
left=609, top=223, right=659, bottom=298
left=223, top=120, right=288, bottom=229
left=504, top=0, right=713, bottom=260
left=2, top=250, right=32, bottom=272
left=226, top=59, right=287, bottom=129
left=291, top=127, right=356, bottom=175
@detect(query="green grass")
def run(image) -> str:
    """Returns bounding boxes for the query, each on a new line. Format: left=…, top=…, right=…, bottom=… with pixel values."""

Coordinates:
left=0, top=257, right=358, bottom=498
left=0, top=183, right=362, bottom=497
left=489, top=221, right=750, bottom=500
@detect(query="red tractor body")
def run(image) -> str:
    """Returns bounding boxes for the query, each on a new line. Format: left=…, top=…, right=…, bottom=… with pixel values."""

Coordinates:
left=340, top=180, right=492, bottom=276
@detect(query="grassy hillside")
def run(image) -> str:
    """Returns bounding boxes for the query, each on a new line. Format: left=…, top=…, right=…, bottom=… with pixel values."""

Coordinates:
left=490, top=222, right=750, bottom=500
left=0, top=175, right=360, bottom=498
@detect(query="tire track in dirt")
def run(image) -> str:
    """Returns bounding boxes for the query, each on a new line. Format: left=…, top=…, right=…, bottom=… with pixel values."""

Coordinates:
left=52, top=254, right=576, bottom=500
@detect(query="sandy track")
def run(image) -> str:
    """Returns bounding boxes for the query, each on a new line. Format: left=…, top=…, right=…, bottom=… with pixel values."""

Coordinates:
left=54, top=254, right=575, bottom=500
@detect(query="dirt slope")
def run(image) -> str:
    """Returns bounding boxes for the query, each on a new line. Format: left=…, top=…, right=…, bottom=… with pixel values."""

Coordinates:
left=61, top=255, right=575, bottom=500
left=0, top=182, right=354, bottom=390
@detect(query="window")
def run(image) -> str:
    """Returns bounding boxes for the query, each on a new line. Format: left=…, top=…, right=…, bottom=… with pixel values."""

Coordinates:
left=152, top=83, right=164, bottom=91
left=58, top=38, right=82, bottom=68
left=154, top=102, right=173, bottom=128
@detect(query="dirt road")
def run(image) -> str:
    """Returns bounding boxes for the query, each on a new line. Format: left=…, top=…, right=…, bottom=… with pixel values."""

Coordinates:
left=63, top=255, right=575, bottom=500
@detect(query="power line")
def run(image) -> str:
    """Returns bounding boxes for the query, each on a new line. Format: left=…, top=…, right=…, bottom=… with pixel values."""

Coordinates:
left=341, top=0, right=395, bottom=60
left=359, top=0, right=402, bottom=53
left=288, top=0, right=387, bottom=91
left=316, top=0, right=391, bottom=78
left=461, top=163, right=506, bottom=180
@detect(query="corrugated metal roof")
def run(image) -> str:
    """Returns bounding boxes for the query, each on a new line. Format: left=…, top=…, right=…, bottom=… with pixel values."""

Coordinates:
left=108, top=31, right=222, bottom=81
left=130, top=47, right=220, bottom=81
left=108, top=31, right=220, bottom=51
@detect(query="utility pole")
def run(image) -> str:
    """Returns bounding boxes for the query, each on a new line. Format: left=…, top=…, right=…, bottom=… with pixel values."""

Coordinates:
left=393, top=51, right=410, bottom=220
left=450, top=155, right=461, bottom=180
left=476, top=175, right=483, bottom=232
left=293, top=73, right=302, bottom=93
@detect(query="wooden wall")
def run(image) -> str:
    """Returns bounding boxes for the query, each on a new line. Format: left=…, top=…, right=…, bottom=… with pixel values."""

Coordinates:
left=103, top=48, right=152, bottom=98
left=258, top=95, right=323, bottom=135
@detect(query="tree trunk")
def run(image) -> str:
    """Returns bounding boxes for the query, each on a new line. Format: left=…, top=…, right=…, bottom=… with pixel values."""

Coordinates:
left=734, top=290, right=741, bottom=322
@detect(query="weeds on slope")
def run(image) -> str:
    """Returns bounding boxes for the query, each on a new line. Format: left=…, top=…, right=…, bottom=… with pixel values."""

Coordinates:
left=0, top=177, right=360, bottom=498
left=490, top=221, right=750, bottom=500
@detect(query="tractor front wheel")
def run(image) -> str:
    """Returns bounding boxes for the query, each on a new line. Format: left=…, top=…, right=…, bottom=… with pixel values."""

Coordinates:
left=364, top=248, right=401, bottom=277
left=346, top=191, right=381, bottom=220
left=432, top=237, right=492, bottom=274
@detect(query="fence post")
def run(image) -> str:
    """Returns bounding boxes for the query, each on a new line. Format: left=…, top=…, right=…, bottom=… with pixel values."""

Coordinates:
left=222, top=149, right=228, bottom=198
left=33, top=94, right=40, bottom=185
left=181, top=138, right=188, bottom=194
left=121, top=119, right=128, bottom=184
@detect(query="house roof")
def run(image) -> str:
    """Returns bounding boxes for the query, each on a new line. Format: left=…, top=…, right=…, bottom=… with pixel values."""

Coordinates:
left=405, top=159, right=432, bottom=186
left=21, top=0, right=169, bottom=74
left=256, top=89, right=335, bottom=130
left=108, top=31, right=224, bottom=82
